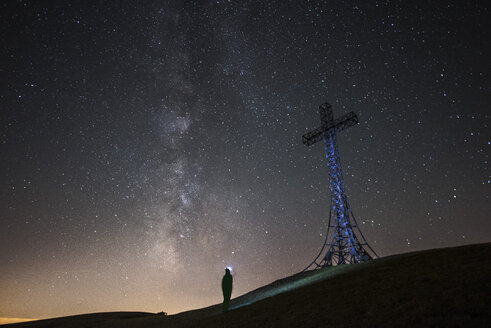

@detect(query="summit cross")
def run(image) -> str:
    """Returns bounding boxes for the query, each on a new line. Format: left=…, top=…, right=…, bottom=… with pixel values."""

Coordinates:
left=302, top=102, right=377, bottom=270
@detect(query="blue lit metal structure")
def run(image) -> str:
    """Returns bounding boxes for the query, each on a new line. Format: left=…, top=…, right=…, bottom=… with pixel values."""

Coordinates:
left=302, top=103, right=377, bottom=270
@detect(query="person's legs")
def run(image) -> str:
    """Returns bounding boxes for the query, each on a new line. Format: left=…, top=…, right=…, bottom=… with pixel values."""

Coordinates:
left=223, top=295, right=230, bottom=312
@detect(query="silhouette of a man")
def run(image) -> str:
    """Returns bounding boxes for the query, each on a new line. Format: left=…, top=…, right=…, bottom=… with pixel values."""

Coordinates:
left=221, top=268, right=233, bottom=312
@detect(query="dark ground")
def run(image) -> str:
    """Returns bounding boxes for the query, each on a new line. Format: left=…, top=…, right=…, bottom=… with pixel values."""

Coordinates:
left=4, top=243, right=491, bottom=327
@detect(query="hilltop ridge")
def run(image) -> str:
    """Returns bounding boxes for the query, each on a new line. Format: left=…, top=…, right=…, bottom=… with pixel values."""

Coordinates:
left=4, top=243, right=491, bottom=327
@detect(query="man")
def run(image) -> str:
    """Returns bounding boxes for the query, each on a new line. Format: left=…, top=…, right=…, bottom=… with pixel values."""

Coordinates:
left=221, top=268, right=233, bottom=312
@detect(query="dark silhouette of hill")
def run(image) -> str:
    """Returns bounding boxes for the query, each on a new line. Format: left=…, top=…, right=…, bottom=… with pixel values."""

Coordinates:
left=4, top=243, right=490, bottom=327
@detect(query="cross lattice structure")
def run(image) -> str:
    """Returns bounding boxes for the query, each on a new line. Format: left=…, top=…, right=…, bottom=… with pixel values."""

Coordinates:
left=302, top=102, right=377, bottom=270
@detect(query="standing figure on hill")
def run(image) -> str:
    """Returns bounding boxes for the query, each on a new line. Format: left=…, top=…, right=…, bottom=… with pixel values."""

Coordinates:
left=221, top=268, right=233, bottom=312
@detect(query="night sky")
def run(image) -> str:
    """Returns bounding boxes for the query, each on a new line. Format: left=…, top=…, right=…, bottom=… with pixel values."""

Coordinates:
left=1, top=0, right=490, bottom=321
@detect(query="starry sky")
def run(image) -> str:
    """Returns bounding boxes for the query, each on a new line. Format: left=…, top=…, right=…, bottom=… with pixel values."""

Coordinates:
left=1, top=0, right=490, bottom=321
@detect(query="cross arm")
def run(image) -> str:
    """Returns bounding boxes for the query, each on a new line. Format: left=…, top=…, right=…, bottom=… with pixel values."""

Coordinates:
left=302, top=126, right=324, bottom=146
left=302, top=111, right=358, bottom=147
left=331, top=111, right=358, bottom=132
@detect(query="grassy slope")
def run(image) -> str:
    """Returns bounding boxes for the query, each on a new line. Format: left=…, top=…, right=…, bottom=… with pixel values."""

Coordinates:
left=201, top=242, right=491, bottom=328
left=5, top=243, right=491, bottom=328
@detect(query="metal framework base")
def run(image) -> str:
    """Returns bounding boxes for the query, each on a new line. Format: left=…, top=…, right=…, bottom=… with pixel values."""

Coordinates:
left=303, top=201, right=378, bottom=271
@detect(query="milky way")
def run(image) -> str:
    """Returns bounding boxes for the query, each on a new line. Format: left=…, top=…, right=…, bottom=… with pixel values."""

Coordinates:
left=1, top=1, right=490, bottom=319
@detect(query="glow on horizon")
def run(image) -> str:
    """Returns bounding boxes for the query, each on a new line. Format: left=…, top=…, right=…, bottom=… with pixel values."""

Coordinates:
left=0, top=317, right=39, bottom=325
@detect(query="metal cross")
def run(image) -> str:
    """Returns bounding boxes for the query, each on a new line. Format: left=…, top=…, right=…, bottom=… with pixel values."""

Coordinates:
left=301, top=102, right=376, bottom=269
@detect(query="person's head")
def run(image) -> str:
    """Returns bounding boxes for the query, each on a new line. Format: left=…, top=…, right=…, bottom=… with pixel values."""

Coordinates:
left=225, top=268, right=230, bottom=275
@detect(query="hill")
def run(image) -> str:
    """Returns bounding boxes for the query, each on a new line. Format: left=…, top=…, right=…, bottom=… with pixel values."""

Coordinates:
left=4, top=243, right=491, bottom=327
